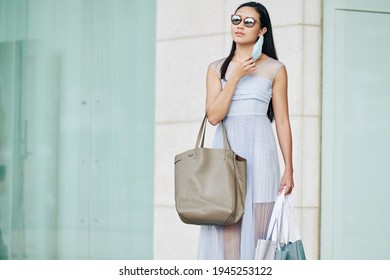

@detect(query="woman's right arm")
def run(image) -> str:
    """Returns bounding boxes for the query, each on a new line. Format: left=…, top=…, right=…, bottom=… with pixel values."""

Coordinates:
left=205, top=56, right=256, bottom=126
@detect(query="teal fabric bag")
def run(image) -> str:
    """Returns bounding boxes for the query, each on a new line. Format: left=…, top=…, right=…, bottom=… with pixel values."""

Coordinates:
left=275, top=239, right=306, bottom=260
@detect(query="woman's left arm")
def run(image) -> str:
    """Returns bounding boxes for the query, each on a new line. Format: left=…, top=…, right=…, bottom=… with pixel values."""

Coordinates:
left=272, top=66, right=294, bottom=195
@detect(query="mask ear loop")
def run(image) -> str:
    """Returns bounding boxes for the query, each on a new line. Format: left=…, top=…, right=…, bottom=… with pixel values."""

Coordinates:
left=250, top=35, right=264, bottom=61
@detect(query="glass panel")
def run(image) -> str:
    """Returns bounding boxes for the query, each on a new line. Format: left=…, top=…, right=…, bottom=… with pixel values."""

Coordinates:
left=321, top=0, right=390, bottom=260
left=331, top=9, right=390, bottom=259
left=0, top=0, right=156, bottom=260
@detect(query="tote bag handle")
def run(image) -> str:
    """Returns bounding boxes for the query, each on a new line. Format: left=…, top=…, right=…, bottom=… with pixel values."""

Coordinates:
left=195, top=114, right=231, bottom=150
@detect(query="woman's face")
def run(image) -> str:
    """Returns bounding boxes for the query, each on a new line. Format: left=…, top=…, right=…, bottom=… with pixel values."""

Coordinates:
left=231, top=6, right=262, bottom=44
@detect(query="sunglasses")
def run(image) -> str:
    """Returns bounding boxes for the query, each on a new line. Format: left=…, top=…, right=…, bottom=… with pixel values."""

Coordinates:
left=231, top=14, right=260, bottom=28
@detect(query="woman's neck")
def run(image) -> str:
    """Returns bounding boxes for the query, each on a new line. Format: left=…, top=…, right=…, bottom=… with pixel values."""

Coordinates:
left=234, top=44, right=267, bottom=62
left=234, top=44, right=254, bottom=60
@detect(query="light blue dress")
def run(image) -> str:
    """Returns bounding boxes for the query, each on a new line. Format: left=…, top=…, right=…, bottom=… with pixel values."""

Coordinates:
left=197, top=57, right=285, bottom=260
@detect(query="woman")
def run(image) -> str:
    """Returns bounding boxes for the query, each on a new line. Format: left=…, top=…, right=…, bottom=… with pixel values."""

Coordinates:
left=198, top=1, right=294, bottom=260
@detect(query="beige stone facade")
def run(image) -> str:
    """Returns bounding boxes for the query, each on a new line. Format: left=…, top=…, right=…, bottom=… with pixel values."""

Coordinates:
left=154, top=0, right=322, bottom=260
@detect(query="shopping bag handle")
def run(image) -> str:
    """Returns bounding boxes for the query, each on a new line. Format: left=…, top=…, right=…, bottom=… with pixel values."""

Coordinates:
left=266, top=190, right=285, bottom=244
left=281, top=194, right=302, bottom=244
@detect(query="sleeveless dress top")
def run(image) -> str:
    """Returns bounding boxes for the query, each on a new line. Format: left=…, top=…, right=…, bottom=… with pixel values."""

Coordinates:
left=197, top=56, right=285, bottom=260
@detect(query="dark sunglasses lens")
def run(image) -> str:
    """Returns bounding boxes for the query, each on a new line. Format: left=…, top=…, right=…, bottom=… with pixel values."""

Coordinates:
left=231, top=15, right=241, bottom=25
left=244, top=18, right=255, bottom=27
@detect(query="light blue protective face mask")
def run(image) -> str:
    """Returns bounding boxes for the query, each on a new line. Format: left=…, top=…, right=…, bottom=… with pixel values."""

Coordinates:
left=250, top=35, right=264, bottom=61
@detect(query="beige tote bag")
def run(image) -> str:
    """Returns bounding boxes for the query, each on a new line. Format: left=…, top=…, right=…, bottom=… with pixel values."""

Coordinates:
left=174, top=114, right=247, bottom=225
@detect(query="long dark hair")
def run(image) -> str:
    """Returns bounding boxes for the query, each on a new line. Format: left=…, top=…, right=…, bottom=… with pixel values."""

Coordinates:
left=221, top=2, right=278, bottom=122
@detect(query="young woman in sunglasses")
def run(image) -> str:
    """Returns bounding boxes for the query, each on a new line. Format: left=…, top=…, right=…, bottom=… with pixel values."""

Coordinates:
left=198, top=2, right=294, bottom=259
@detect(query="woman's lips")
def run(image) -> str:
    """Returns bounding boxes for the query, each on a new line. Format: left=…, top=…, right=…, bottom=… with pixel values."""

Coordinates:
left=235, top=32, right=244, bottom=36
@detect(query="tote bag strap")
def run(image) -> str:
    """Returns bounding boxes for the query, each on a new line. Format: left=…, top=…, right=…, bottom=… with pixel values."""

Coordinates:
left=195, top=114, right=231, bottom=150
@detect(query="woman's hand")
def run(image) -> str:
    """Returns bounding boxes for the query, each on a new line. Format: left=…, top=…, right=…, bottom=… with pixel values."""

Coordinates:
left=278, top=171, right=294, bottom=195
left=230, top=56, right=256, bottom=80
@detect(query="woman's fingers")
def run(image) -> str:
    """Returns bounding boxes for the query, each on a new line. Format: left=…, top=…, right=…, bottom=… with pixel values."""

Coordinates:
left=233, top=56, right=256, bottom=79
left=242, top=57, right=256, bottom=72
left=278, top=184, right=294, bottom=195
